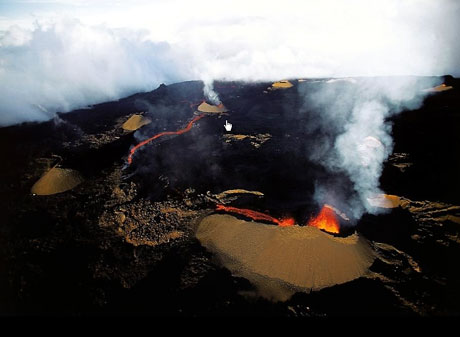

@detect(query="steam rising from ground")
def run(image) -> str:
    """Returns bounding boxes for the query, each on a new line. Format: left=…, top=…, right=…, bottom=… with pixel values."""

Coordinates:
left=301, top=77, right=436, bottom=220
left=1, top=0, right=459, bottom=125
left=203, top=81, right=221, bottom=105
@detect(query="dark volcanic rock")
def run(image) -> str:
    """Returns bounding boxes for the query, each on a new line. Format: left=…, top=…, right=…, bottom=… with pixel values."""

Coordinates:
left=1, top=77, right=460, bottom=316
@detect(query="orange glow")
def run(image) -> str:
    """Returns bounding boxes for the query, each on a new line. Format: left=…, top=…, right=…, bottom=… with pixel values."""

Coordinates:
left=128, top=113, right=206, bottom=164
left=307, top=204, right=340, bottom=234
left=278, top=217, right=296, bottom=227
left=216, top=204, right=295, bottom=227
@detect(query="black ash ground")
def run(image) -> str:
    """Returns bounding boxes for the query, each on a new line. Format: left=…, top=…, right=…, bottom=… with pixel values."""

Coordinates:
left=1, top=77, right=460, bottom=315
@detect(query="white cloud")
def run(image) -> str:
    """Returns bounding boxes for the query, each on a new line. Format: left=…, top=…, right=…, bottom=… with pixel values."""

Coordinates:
left=0, top=0, right=459, bottom=125
left=0, top=18, right=192, bottom=125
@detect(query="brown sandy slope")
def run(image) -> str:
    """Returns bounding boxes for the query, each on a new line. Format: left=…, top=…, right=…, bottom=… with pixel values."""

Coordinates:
left=122, top=114, right=152, bottom=131
left=31, top=167, right=84, bottom=195
left=196, top=214, right=375, bottom=301
left=215, top=189, right=264, bottom=199
left=197, top=102, right=228, bottom=113
left=423, top=83, right=453, bottom=93
left=271, top=80, right=293, bottom=89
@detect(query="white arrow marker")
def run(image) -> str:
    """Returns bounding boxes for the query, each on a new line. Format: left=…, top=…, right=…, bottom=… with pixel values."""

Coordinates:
left=224, top=120, right=232, bottom=132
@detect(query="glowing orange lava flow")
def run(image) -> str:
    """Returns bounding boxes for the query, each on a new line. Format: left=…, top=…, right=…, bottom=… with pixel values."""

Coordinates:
left=216, top=204, right=295, bottom=227
left=307, top=204, right=340, bottom=234
left=127, top=113, right=206, bottom=164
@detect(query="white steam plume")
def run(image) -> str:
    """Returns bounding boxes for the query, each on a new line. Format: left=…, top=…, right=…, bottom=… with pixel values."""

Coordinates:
left=305, top=77, right=437, bottom=220
left=203, top=80, right=221, bottom=105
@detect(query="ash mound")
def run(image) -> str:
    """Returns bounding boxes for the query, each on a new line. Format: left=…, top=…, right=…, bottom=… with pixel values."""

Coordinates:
left=270, top=80, right=294, bottom=89
left=197, top=102, right=228, bottom=113
left=197, top=214, right=375, bottom=301
left=122, top=114, right=152, bottom=131
left=31, top=167, right=83, bottom=195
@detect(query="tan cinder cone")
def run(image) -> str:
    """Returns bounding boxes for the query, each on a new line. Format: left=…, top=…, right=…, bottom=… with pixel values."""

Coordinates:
left=196, top=214, right=375, bottom=301
left=271, top=80, right=294, bottom=89
left=31, top=167, right=84, bottom=195
left=122, top=114, right=152, bottom=131
left=197, top=102, right=228, bottom=113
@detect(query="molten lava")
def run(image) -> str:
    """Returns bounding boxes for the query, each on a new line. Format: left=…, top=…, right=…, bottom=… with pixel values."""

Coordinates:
left=277, top=217, right=296, bottom=227
left=307, top=204, right=340, bottom=234
left=127, top=113, right=206, bottom=164
left=216, top=204, right=295, bottom=227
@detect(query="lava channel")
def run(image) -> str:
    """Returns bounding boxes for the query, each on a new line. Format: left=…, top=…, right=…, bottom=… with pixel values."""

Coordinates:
left=127, top=113, right=206, bottom=164
left=307, top=204, right=340, bottom=234
left=216, top=204, right=295, bottom=227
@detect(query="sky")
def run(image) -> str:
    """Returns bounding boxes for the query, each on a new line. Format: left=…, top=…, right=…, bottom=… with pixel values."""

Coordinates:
left=0, top=0, right=459, bottom=125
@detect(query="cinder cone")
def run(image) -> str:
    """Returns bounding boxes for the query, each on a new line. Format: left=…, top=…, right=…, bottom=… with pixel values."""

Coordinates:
left=196, top=214, right=375, bottom=300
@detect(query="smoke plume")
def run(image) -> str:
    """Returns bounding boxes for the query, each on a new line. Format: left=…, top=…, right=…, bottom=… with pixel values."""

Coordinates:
left=203, top=81, right=221, bottom=105
left=301, top=77, right=437, bottom=220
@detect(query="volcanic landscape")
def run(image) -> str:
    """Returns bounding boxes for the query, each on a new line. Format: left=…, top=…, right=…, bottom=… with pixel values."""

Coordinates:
left=1, top=77, right=459, bottom=316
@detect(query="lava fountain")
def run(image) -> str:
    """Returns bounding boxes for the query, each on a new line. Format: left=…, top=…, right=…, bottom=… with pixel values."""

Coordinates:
left=216, top=204, right=295, bottom=227
left=127, top=113, right=206, bottom=164
left=307, top=204, right=340, bottom=234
